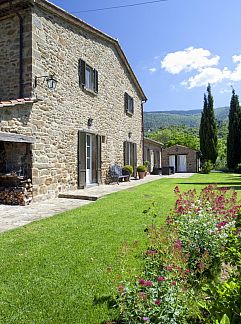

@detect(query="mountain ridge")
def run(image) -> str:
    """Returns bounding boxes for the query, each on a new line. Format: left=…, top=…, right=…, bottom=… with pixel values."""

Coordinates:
left=144, top=107, right=229, bottom=130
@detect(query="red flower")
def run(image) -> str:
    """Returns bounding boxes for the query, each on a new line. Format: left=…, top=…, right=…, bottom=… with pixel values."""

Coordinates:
left=172, top=281, right=177, bottom=286
left=144, top=280, right=153, bottom=287
left=139, top=279, right=145, bottom=286
left=157, top=276, right=165, bottom=282
left=155, top=299, right=161, bottom=305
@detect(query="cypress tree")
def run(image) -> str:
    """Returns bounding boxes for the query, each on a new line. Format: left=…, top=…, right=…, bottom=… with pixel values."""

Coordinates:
left=199, top=84, right=218, bottom=164
left=227, top=89, right=241, bottom=169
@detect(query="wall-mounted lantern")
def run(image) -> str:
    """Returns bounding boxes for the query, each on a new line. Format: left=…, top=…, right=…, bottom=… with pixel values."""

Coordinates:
left=34, top=74, right=58, bottom=90
left=87, top=118, right=93, bottom=127
left=128, top=132, right=132, bottom=139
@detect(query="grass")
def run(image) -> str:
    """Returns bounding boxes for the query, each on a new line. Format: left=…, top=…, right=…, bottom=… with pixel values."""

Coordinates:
left=1, top=172, right=241, bottom=323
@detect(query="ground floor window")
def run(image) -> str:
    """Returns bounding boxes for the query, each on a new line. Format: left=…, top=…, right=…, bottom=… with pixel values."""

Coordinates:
left=123, top=141, right=137, bottom=177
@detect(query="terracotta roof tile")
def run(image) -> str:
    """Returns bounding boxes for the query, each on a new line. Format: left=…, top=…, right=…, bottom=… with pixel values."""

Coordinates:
left=0, top=98, right=37, bottom=108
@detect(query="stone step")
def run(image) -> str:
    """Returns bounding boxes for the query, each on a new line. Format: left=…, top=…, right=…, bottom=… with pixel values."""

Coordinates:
left=58, top=193, right=98, bottom=201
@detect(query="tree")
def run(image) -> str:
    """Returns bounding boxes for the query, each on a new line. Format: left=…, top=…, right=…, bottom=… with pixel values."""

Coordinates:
left=199, top=84, right=218, bottom=164
left=227, top=89, right=241, bottom=169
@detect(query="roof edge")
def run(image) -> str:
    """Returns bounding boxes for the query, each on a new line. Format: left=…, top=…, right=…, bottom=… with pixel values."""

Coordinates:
left=32, top=0, right=147, bottom=101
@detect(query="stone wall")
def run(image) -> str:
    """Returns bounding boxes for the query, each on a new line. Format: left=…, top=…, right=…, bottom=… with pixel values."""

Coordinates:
left=162, top=145, right=198, bottom=173
left=0, top=2, right=144, bottom=201
left=0, top=9, right=32, bottom=100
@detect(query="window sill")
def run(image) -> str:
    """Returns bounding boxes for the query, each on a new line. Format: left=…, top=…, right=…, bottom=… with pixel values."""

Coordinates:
left=126, top=111, right=133, bottom=117
left=82, top=86, right=98, bottom=96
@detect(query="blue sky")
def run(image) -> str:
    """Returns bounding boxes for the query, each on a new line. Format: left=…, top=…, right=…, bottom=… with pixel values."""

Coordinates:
left=50, top=0, right=241, bottom=111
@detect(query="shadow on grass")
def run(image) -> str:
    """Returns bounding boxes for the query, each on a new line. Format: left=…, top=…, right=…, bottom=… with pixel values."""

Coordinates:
left=179, top=182, right=241, bottom=190
left=93, top=295, right=123, bottom=324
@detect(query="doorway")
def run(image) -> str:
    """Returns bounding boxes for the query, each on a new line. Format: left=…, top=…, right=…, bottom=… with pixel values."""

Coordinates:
left=169, top=154, right=187, bottom=172
left=78, top=131, right=101, bottom=188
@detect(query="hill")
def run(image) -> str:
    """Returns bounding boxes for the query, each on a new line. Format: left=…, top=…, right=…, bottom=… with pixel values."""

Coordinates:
left=144, top=107, right=229, bottom=131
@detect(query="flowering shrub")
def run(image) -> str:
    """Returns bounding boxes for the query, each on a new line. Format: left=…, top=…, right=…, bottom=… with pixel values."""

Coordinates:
left=116, top=185, right=241, bottom=323
left=169, top=185, right=240, bottom=277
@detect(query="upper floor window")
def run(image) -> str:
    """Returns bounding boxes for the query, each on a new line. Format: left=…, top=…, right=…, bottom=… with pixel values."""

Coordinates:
left=124, top=92, right=134, bottom=115
left=79, top=59, right=98, bottom=93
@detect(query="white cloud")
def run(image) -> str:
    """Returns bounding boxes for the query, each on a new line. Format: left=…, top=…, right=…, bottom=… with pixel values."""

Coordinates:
left=181, top=67, right=231, bottom=89
left=229, top=55, right=241, bottom=82
left=148, top=67, right=157, bottom=73
left=160, top=47, right=241, bottom=89
left=161, top=47, right=220, bottom=74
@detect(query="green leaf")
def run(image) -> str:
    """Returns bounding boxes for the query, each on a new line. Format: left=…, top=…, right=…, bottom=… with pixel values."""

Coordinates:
left=220, top=314, right=230, bottom=324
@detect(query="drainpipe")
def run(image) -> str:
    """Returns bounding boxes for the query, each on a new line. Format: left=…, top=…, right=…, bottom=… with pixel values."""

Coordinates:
left=141, top=101, right=146, bottom=163
left=9, top=0, right=24, bottom=98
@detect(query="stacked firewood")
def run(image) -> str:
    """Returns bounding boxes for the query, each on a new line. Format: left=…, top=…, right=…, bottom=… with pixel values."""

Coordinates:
left=0, top=177, right=33, bottom=206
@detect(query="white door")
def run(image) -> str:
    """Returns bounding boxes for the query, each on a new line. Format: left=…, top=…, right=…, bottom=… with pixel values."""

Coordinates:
left=177, top=155, right=187, bottom=172
left=169, top=155, right=175, bottom=167
left=86, top=134, right=92, bottom=185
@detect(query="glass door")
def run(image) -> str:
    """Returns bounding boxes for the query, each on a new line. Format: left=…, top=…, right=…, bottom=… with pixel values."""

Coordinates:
left=86, top=134, right=92, bottom=185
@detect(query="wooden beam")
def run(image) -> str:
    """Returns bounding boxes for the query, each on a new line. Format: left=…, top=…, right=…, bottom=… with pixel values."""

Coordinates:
left=0, top=132, right=35, bottom=143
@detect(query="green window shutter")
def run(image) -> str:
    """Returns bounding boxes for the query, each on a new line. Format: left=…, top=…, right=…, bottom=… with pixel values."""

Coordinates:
left=79, top=59, right=86, bottom=87
left=78, top=131, right=86, bottom=188
left=94, top=69, right=98, bottom=93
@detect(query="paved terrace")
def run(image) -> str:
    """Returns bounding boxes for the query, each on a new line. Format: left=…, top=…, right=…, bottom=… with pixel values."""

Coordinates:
left=0, top=173, right=194, bottom=233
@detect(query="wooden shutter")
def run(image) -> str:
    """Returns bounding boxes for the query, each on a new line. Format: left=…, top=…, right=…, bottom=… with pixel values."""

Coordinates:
left=78, top=131, right=86, bottom=188
left=94, top=69, right=98, bottom=93
left=96, top=135, right=102, bottom=184
left=124, top=92, right=128, bottom=113
left=131, top=97, right=134, bottom=114
left=133, top=142, right=137, bottom=178
left=123, top=141, right=129, bottom=165
left=79, top=59, right=86, bottom=87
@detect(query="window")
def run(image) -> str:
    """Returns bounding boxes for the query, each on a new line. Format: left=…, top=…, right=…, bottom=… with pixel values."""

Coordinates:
left=79, top=59, right=98, bottom=93
left=124, top=92, right=134, bottom=115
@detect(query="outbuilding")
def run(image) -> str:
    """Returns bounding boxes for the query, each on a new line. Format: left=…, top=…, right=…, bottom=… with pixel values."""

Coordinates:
left=162, top=144, right=200, bottom=173
left=143, top=137, right=163, bottom=173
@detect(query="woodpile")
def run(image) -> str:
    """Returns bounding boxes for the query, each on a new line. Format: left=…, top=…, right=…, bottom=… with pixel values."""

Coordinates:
left=0, top=174, right=33, bottom=206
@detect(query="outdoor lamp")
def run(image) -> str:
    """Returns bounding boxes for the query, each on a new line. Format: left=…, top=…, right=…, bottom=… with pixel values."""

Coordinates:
left=34, top=74, right=58, bottom=90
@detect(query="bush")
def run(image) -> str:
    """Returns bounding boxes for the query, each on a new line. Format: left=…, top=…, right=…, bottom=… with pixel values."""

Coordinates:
left=137, top=165, right=146, bottom=172
left=143, top=160, right=150, bottom=169
left=116, top=185, right=241, bottom=323
left=201, top=160, right=213, bottom=174
left=123, top=165, right=133, bottom=175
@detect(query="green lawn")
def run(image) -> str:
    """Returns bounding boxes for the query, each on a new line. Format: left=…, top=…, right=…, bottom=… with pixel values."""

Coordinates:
left=1, top=172, right=241, bottom=323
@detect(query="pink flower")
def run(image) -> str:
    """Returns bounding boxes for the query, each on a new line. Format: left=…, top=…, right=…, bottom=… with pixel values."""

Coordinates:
left=165, top=265, right=173, bottom=271
left=185, top=269, right=190, bottom=274
left=155, top=299, right=161, bottom=305
left=174, top=240, right=182, bottom=249
left=138, top=292, right=147, bottom=300
left=172, top=281, right=177, bottom=286
left=143, top=317, right=149, bottom=322
left=139, top=279, right=145, bottom=286
left=144, top=280, right=153, bottom=287
left=157, top=276, right=165, bottom=282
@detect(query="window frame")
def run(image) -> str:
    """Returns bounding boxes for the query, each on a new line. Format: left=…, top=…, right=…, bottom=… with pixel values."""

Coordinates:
left=125, top=92, right=134, bottom=116
left=79, top=59, right=98, bottom=94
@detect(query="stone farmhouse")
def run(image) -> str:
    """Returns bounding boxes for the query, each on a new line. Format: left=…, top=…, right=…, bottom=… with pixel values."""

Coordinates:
left=0, top=0, right=147, bottom=202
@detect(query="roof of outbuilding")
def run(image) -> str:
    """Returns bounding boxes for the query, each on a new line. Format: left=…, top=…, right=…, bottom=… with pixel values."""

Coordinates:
left=144, top=137, right=164, bottom=147
left=162, top=144, right=199, bottom=152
